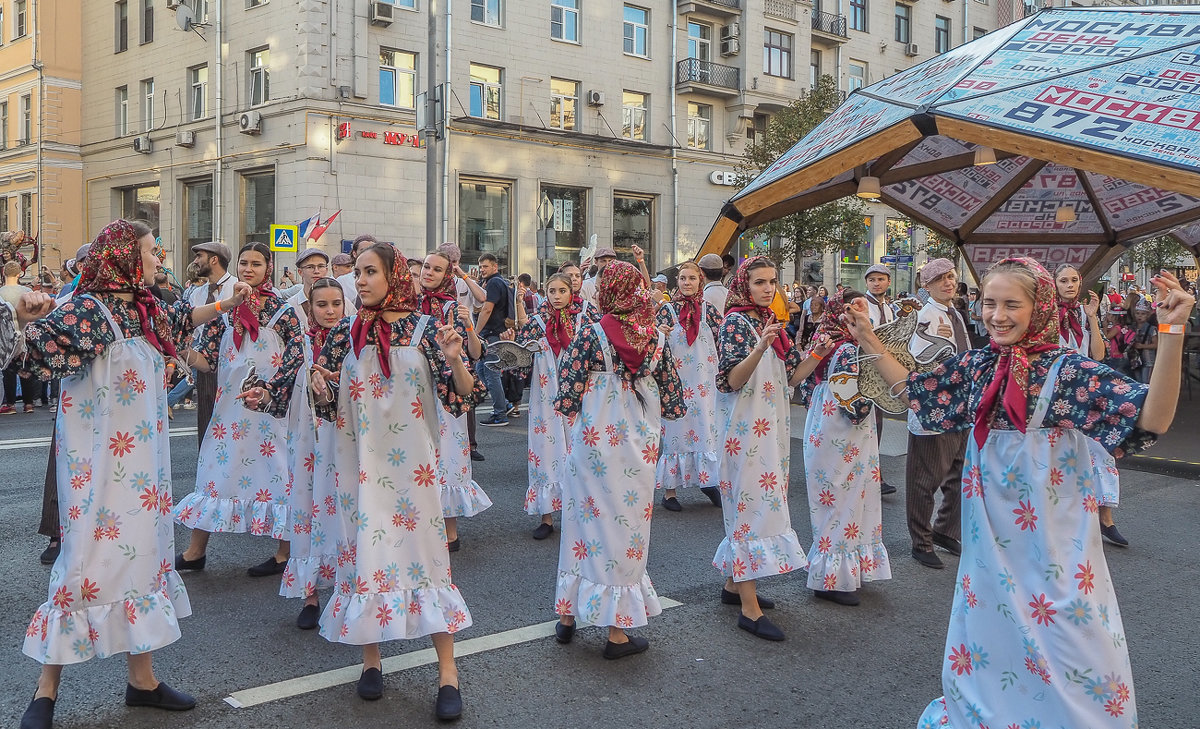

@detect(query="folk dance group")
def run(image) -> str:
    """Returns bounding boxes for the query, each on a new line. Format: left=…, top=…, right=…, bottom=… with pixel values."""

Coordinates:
left=10, top=218, right=1193, bottom=729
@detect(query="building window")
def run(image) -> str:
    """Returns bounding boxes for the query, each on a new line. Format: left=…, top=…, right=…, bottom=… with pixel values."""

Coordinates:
left=470, top=0, right=500, bottom=26
left=549, top=78, right=578, bottom=131
left=848, top=61, right=866, bottom=92
left=894, top=3, right=910, bottom=44
left=141, top=0, right=153, bottom=44
left=457, top=178, right=512, bottom=268
left=764, top=30, right=792, bottom=78
left=246, top=0, right=265, bottom=8
left=468, top=64, right=502, bottom=120
left=542, top=184, right=587, bottom=260
left=747, top=112, right=767, bottom=143
left=613, top=194, right=652, bottom=266
left=0, top=8, right=5, bottom=45
left=551, top=0, right=578, bottom=42
left=687, top=21, right=710, bottom=61
left=191, top=0, right=210, bottom=21
left=621, top=91, right=647, bottom=141
left=14, top=0, right=27, bottom=38
left=241, top=170, right=275, bottom=245
left=142, top=79, right=155, bottom=133
left=20, top=193, right=32, bottom=233
left=623, top=5, right=648, bottom=57
left=115, top=87, right=128, bottom=136
left=20, top=94, right=31, bottom=144
left=973, top=26, right=987, bottom=40
left=118, top=185, right=159, bottom=237
left=810, top=49, right=821, bottom=87
left=114, top=0, right=127, bottom=52
left=935, top=15, right=951, bottom=53
left=249, top=48, right=270, bottom=106
left=0, top=198, right=7, bottom=231
left=849, top=0, right=866, bottom=32
left=0, top=102, right=7, bottom=148
left=380, top=49, right=417, bottom=109
left=183, top=178, right=214, bottom=251
left=190, top=65, right=207, bottom=119
left=687, top=102, right=711, bottom=150
left=386, top=0, right=417, bottom=7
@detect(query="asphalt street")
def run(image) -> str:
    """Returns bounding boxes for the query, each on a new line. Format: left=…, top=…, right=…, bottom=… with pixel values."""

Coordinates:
left=0, top=403, right=1196, bottom=729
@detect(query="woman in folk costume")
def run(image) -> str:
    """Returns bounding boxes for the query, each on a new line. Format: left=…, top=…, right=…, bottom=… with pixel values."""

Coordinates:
left=556, top=261, right=598, bottom=322
left=654, top=260, right=722, bottom=511
left=174, top=242, right=305, bottom=576
left=513, top=271, right=600, bottom=540
left=839, top=257, right=1192, bottom=729
left=416, top=250, right=491, bottom=552
left=1055, top=264, right=1128, bottom=549
left=243, top=242, right=481, bottom=716
left=13, top=220, right=249, bottom=729
left=712, top=256, right=809, bottom=642
left=793, top=290, right=891, bottom=607
left=552, top=261, right=686, bottom=659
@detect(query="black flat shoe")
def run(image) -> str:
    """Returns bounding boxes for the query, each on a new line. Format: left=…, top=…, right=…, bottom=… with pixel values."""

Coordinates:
left=175, top=552, right=207, bottom=571
left=469, top=449, right=485, bottom=462
left=603, top=635, right=650, bottom=659
left=296, top=603, right=320, bottom=630
left=911, top=548, right=944, bottom=569
left=737, top=614, right=785, bottom=641
left=38, top=541, right=60, bottom=566
left=661, top=496, right=682, bottom=512
left=720, top=588, right=775, bottom=610
left=932, top=532, right=962, bottom=556
left=19, top=697, right=54, bottom=729
left=1101, top=524, right=1130, bottom=547
left=532, top=523, right=554, bottom=540
left=356, top=668, right=383, bottom=701
left=881, top=481, right=898, bottom=495
left=435, top=684, right=463, bottom=721
left=699, top=486, right=721, bottom=507
left=125, top=682, right=196, bottom=711
left=813, top=589, right=860, bottom=606
left=447, top=538, right=461, bottom=553
left=247, top=556, right=287, bottom=577
left=554, top=620, right=575, bottom=644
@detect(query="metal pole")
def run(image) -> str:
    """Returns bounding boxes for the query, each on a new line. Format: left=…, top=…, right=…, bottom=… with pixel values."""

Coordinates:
left=425, top=1, right=439, bottom=253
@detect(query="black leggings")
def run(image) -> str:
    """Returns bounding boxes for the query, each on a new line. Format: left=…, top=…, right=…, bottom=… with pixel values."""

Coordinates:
left=2, top=364, right=37, bottom=406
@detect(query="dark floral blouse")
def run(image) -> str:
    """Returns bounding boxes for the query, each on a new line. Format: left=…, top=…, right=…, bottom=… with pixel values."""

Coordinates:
left=20, top=293, right=195, bottom=381
left=553, top=323, right=687, bottom=421
left=796, top=341, right=874, bottom=425
left=908, top=348, right=1155, bottom=457
left=424, top=298, right=486, bottom=364
left=307, top=313, right=484, bottom=422
left=716, top=311, right=804, bottom=394
left=654, top=301, right=722, bottom=342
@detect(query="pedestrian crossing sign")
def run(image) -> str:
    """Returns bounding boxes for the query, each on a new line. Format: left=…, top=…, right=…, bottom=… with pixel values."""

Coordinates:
left=269, top=224, right=299, bottom=252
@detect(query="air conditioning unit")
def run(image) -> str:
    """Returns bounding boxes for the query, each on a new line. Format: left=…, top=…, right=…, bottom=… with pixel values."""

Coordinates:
left=585, top=90, right=605, bottom=107
left=239, top=110, right=263, bottom=134
left=133, top=135, right=152, bottom=153
left=175, top=130, right=196, bottom=147
left=165, top=0, right=181, bottom=8
left=905, top=43, right=920, bottom=56
left=720, top=22, right=740, bottom=40
left=369, top=0, right=394, bottom=26
left=720, top=38, right=740, bottom=56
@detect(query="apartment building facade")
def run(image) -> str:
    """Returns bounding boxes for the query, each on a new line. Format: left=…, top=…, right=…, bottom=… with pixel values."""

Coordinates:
left=79, top=0, right=1015, bottom=282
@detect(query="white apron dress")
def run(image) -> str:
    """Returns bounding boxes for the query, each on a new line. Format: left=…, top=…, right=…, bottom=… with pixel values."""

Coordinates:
left=24, top=296, right=191, bottom=663
left=320, top=314, right=471, bottom=643
left=1061, top=324, right=1121, bottom=508
left=174, top=307, right=293, bottom=538
left=712, top=313, right=807, bottom=581
left=523, top=313, right=568, bottom=516
left=918, top=356, right=1136, bottom=728
left=555, top=325, right=665, bottom=628
left=433, top=301, right=492, bottom=519
left=802, top=342, right=891, bottom=591
left=655, top=303, right=721, bottom=491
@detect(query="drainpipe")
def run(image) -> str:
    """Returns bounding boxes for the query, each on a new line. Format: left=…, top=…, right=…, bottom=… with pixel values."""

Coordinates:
left=214, top=0, right=224, bottom=243
left=33, top=0, right=44, bottom=252
left=963, top=0, right=969, bottom=51
left=669, top=0, right=678, bottom=265
left=442, top=0, right=451, bottom=244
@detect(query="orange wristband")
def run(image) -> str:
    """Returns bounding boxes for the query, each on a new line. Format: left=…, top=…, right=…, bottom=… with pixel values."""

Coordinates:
left=214, top=300, right=222, bottom=313
left=810, top=351, right=824, bottom=361
left=1158, top=323, right=1184, bottom=335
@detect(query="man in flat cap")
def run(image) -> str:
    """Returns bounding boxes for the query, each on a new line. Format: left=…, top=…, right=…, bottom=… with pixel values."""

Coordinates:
left=864, top=264, right=899, bottom=495
left=188, top=241, right=237, bottom=448
left=699, top=253, right=729, bottom=314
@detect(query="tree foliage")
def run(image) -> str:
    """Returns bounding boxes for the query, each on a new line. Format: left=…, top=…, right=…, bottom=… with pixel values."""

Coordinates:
left=1125, top=235, right=1197, bottom=274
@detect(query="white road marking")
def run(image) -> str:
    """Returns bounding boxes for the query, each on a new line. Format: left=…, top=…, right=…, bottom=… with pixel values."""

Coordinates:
left=0, top=427, right=197, bottom=450
left=224, top=596, right=684, bottom=709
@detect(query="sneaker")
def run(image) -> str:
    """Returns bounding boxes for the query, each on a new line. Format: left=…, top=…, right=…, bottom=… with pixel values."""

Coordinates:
left=0, top=404, right=16, bottom=415
left=181, top=401, right=196, bottom=410
left=507, top=405, right=521, bottom=418
left=479, top=415, right=509, bottom=427
left=469, top=449, right=485, bottom=462
left=24, top=404, right=35, bottom=414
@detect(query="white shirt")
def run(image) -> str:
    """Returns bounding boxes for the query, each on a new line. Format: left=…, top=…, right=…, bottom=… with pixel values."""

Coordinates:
left=187, top=271, right=237, bottom=346
left=286, top=290, right=310, bottom=330
left=580, top=276, right=599, bottom=307
left=864, top=293, right=895, bottom=326
left=907, top=298, right=969, bottom=435
left=1058, top=304, right=1092, bottom=356
left=703, top=281, right=728, bottom=314
left=336, top=271, right=357, bottom=304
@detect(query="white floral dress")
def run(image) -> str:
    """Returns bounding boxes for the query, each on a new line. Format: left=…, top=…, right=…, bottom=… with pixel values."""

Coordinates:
left=654, top=301, right=721, bottom=492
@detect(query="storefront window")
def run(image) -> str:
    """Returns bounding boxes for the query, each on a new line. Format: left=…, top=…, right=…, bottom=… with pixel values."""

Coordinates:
left=885, top=216, right=915, bottom=294
left=183, top=177, right=214, bottom=254
left=613, top=193, right=653, bottom=268
left=457, top=178, right=512, bottom=269
left=241, top=169, right=275, bottom=246
left=119, top=183, right=160, bottom=237
left=541, top=184, right=587, bottom=266
left=837, top=215, right=872, bottom=286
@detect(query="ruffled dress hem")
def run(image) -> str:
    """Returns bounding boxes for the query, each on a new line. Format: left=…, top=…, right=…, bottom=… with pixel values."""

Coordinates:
left=439, top=480, right=494, bottom=519
left=279, top=554, right=339, bottom=599
left=318, top=585, right=472, bottom=644
left=712, top=531, right=808, bottom=581
left=655, top=450, right=721, bottom=491
left=804, top=541, right=892, bottom=591
left=523, top=480, right=563, bottom=516
left=554, top=572, right=663, bottom=629
left=173, top=491, right=291, bottom=539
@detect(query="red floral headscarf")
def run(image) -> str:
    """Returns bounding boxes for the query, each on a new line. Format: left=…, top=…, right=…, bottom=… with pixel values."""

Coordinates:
left=597, top=261, right=657, bottom=374
left=417, top=254, right=457, bottom=323
left=671, top=262, right=705, bottom=345
left=350, top=243, right=418, bottom=378
left=77, top=220, right=178, bottom=359
left=725, top=256, right=792, bottom=360
left=230, top=244, right=277, bottom=350
left=809, top=289, right=856, bottom=384
left=974, top=256, right=1061, bottom=447
left=539, top=296, right=581, bottom=358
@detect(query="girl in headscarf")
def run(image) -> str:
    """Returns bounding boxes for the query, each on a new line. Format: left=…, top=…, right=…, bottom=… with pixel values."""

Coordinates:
left=1055, top=264, right=1127, bottom=548
left=556, top=261, right=597, bottom=321
left=551, top=260, right=685, bottom=659
left=513, top=270, right=600, bottom=540
left=794, top=290, right=891, bottom=607
left=244, top=242, right=482, bottom=716
left=13, top=219, right=248, bottom=729
left=840, top=257, right=1192, bottom=729
left=711, top=256, right=809, bottom=642
left=416, top=250, right=491, bottom=551
left=654, top=260, right=723, bottom=511
left=173, top=242, right=306, bottom=577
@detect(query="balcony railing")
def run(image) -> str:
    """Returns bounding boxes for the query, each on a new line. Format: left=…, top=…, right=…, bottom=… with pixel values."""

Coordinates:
left=811, top=9, right=848, bottom=38
left=676, top=58, right=740, bottom=91
left=765, top=0, right=797, bottom=20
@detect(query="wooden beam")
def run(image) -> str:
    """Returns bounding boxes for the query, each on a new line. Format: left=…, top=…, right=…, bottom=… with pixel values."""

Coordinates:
left=1116, top=204, right=1200, bottom=242
left=1077, top=170, right=1116, bottom=244
left=957, top=240, right=981, bottom=284
left=958, top=160, right=1046, bottom=239
left=936, top=115, right=1200, bottom=199
left=1077, top=242, right=1128, bottom=287
left=868, top=139, right=922, bottom=179
left=741, top=182, right=859, bottom=229
left=878, top=150, right=1019, bottom=187
left=963, top=233, right=1106, bottom=245
left=697, top=215, right=742, bottom=259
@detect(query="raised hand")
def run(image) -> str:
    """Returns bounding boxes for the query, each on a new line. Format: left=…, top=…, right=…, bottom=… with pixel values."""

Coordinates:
left=756, top=322, right=783, bottom=353
left=1150, top=270, right=1195, bottom=326
left=840, top=297, right=877, bottom=345
left=230, top=281, right=252, bottom=306
left=16, top=291, right=56, bottom=326
left=1083, top=290, right=1101, bottom=318
left=456, top=304, right=473, bottom=327
left=236, top=385, right=269, bottom=411
left=309, top=364, right=337, bottom=404
left=436, top=324, right=464, bottom=360
left=811, top=333, right=836, bottom=358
